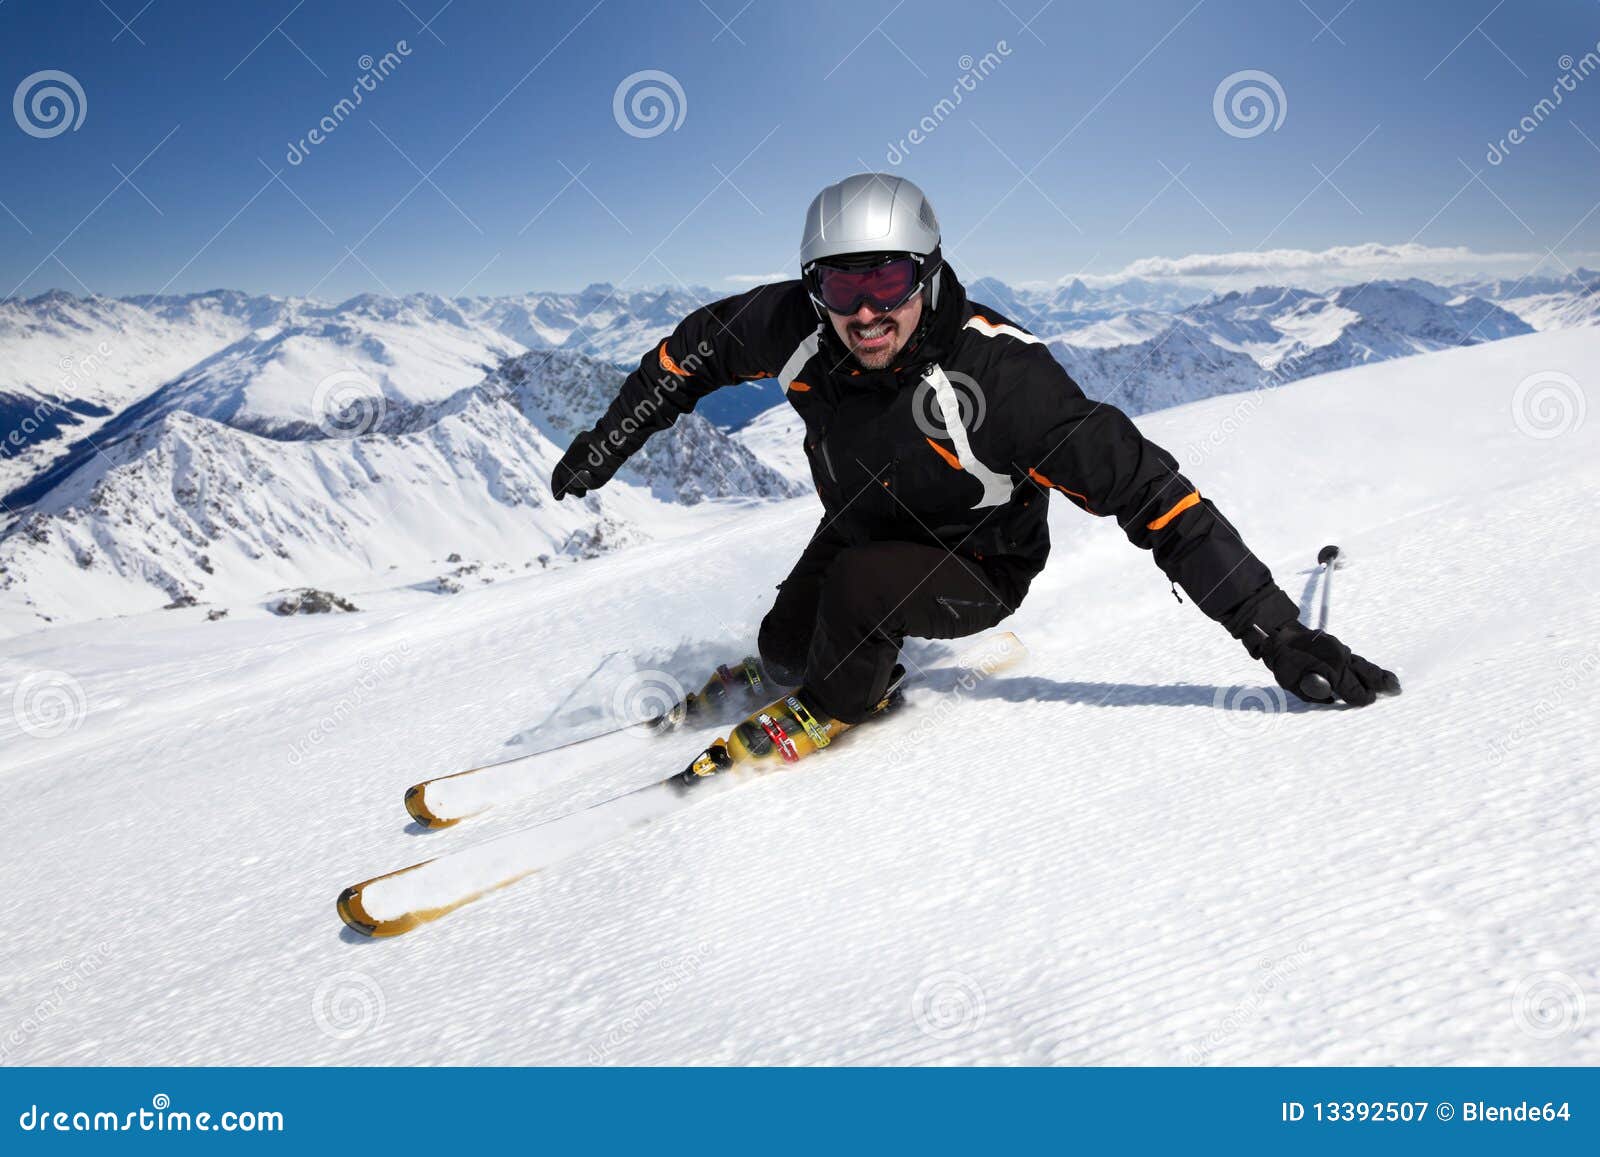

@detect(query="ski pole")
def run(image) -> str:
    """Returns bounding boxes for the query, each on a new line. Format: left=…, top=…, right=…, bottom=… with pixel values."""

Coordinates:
left=1299, top=544, right=1341, bottom=701
left=1315, top=543, right=1339, bottom=631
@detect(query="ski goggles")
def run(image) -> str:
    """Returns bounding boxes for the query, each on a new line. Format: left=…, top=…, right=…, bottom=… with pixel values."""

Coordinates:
left=807, top=255, right=927, bottom=316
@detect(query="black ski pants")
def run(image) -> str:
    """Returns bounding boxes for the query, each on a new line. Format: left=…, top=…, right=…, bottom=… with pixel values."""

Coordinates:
left=758, top=534, right=1029, bottom=723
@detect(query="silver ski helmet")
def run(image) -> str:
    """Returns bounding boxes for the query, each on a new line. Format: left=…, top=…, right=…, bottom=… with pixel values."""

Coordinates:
left=801, top=173, right=944, bottom=316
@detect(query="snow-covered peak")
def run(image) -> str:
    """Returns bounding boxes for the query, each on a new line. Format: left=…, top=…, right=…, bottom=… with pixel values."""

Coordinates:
left=968, top=275, right=1208, bottom=325
left=0, top=344, right=803, bottom=634
left=3, top=302, right=526, bottom=511
left=327, top=292, right=472, bottom=328
left=482, top=350, right=804, bottom=504
left=1045, top=279, right=1534, bottom=418
left=1046, top=310, right=1172, bottom=348
left=454, top=284, right=717, bottom=363
left=1192, top=285, right=1320, bottom=313
left=0, top=291, right=316, bottom=498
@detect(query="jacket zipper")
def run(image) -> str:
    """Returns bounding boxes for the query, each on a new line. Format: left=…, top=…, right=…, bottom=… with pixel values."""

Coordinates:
left=818, top=433, right=838, bottom=482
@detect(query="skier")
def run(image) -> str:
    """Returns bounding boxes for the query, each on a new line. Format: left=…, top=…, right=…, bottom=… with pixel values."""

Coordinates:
left=552, top=173, right=1399, bottom=766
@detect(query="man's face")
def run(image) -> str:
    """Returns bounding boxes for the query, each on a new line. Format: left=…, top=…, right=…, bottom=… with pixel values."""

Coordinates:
left=828, top=290, right=923, bottom=371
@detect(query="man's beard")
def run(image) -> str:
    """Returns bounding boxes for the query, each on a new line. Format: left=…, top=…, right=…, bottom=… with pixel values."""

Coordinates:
left=847, top=315, right=901, bottom=369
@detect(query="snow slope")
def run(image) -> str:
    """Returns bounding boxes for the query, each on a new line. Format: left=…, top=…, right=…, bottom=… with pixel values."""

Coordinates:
left=732, top=404, right=810, bottom=487
left=1, top=326, right=1594, bottom=1065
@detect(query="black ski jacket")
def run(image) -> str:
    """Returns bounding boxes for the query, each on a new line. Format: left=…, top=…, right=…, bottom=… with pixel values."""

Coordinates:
left=576, top=270, right=1295, bottom=634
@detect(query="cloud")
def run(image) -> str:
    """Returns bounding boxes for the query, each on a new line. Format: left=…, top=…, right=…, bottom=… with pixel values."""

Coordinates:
left=1099, top=242, right=1547, bottom=286
left=723, top=272, right=788, bottom=284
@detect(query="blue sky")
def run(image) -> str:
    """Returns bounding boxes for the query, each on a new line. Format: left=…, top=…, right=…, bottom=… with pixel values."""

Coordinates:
left=1, top=0, right=1596, bottom=299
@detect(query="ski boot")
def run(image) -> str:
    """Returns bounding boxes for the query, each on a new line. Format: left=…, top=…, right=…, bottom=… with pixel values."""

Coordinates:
left=645, top=655, right=771, bottom=733
left=677, top=666, right=906, bottom=785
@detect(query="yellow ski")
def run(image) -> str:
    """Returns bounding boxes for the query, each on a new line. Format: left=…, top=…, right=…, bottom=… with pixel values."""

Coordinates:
left=338, top=632, right=1026, bottom=938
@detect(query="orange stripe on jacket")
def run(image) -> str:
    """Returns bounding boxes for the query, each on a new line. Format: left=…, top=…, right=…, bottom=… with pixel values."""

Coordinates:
left=658, top=341, right=689, bottom=377
left=1027, top=467, right=1095, bottom=513
left=787, top=380, right=811, bottom=393
left=925, top=437, right=962, bottom=470
left=1146, top=490, right=1200, bottom=530
left=966, top=314, right=1043, bottom=345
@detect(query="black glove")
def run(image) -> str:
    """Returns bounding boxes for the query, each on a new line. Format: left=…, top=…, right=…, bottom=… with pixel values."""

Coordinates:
left=1257, top=621, right=1401, bottom=706
left=551, top=432, right=613, bottom=500
left=1229, top=588, right=1401, bottom=707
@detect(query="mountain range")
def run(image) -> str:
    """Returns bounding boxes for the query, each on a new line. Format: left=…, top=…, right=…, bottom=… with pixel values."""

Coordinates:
left=0, top=327, right=798, bottom=634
